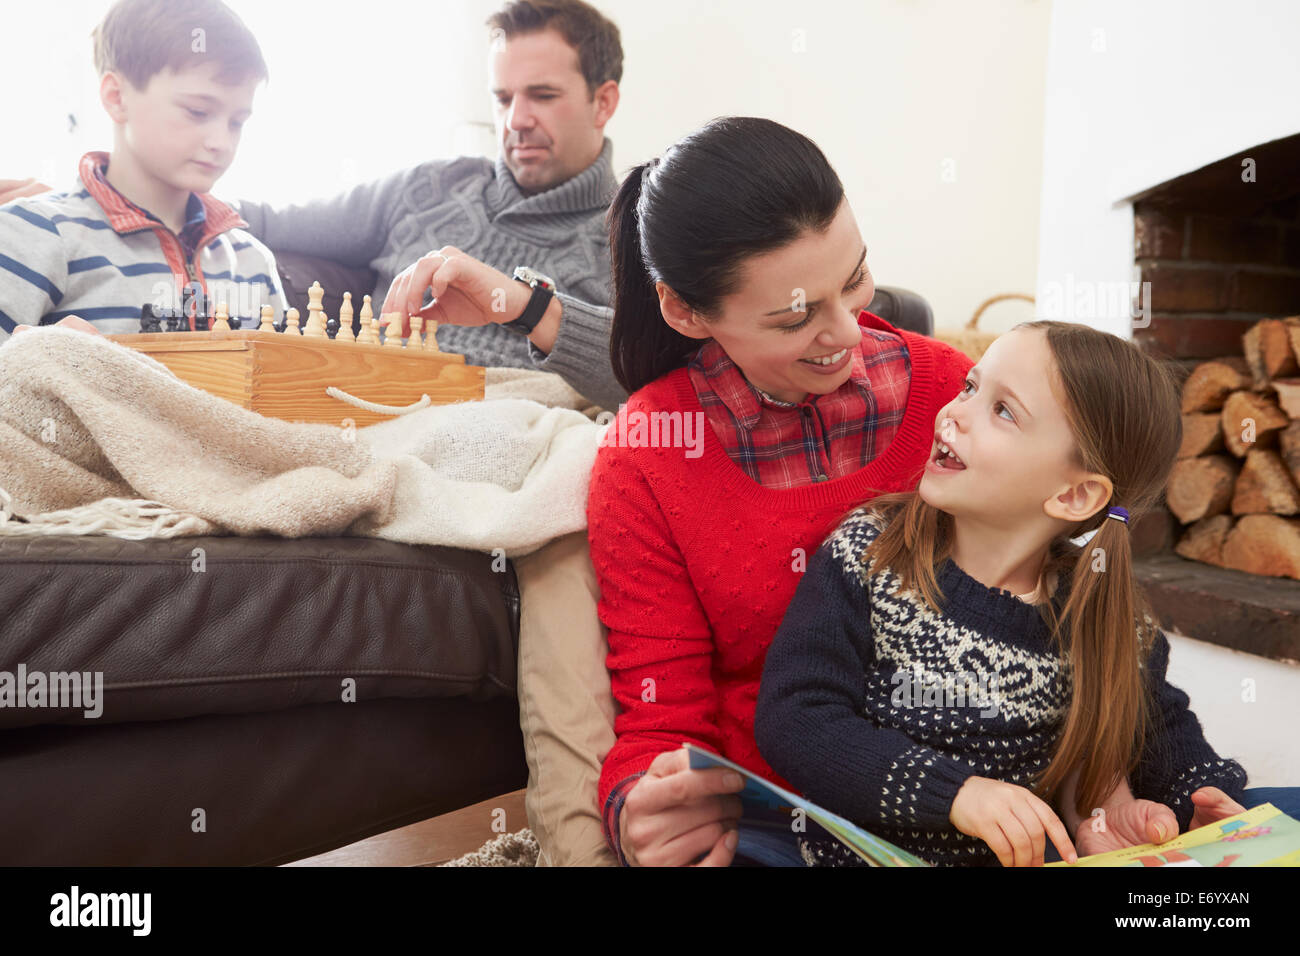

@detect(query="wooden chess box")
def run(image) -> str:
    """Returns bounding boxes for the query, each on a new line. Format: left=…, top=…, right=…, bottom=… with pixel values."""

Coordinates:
left=105, top=328, right=485, bottom=427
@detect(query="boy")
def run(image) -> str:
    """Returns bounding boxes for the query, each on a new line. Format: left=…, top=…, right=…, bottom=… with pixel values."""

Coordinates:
left=0, top=0, right=286, bottom=344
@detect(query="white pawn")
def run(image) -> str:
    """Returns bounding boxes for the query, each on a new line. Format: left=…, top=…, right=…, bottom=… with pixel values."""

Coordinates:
left=424, top=317, right=440, bottom=352
left=258, top=304, right=275, bottom=332
left=212, top=301, right=231, bottom=332
left=285, top=307, right=301, bottom=334
left=357, top=296, right=375, bottom=344
left=336, top=292, right=356, bottom=343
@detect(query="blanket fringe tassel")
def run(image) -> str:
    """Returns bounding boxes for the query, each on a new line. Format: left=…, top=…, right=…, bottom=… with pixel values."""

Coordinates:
left=0, top=486, right=208, bottom=539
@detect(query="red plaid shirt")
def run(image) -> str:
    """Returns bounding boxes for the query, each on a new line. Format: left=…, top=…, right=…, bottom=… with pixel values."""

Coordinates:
left=686, top=315, right=912, bottom=489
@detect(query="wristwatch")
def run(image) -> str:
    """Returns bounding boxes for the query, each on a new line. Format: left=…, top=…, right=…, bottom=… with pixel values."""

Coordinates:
left=502, top=266, right=556, bottom=334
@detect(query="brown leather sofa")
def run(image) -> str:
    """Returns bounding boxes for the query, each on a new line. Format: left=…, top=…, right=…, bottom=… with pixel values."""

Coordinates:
left=0, top=249, right=933, bottom=865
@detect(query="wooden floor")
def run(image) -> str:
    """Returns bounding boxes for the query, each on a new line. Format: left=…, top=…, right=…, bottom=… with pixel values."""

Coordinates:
left=284, top=787, right=529, bottom=867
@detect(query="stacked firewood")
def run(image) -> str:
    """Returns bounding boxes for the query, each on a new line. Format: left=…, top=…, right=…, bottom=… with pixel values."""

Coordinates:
left=1168, top=316, right=1300, bottom=580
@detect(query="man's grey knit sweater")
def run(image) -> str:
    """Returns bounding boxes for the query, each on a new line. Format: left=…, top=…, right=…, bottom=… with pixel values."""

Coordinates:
left=235, top=137, right=626, bottom=412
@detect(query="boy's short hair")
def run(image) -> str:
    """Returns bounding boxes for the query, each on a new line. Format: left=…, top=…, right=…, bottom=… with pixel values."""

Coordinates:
left=92, top=0, right=268, bottom=91
left=486, top=0, right=622, bottom=99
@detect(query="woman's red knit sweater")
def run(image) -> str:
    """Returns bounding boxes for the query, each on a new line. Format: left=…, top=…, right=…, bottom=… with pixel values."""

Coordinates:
left=588, top=313, right=975, bottom=820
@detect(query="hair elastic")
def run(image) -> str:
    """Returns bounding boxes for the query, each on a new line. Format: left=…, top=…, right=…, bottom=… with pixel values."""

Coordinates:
left=1106, top=506, right=1129, bottom=525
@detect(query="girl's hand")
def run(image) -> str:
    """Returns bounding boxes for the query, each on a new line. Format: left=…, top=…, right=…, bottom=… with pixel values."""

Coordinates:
left=1074, top=798, right=1179, bottom=857
left=949, top=776, right=1078, bottom=866
left=1189, top=786, right=1246, bottom=830
left=618, top=747, right=746, bottom=867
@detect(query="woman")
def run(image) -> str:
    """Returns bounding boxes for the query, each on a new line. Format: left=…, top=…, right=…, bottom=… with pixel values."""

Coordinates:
left=588, top=116, right=975, bottom=866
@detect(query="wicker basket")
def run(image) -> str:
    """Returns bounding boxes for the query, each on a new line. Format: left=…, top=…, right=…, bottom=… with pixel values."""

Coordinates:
left=935, top=293, right=1035, bottom=361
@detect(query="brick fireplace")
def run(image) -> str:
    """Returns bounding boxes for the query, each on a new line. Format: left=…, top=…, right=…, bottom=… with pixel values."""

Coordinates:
left=1122, top=132, right=1300, bottom=664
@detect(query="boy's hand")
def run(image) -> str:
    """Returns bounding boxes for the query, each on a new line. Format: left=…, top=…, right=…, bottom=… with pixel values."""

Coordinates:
left=13, top=316, right=102, bottom=336
left=0, top=177, right=52, bottom=204
left=1074, top=798, right=1179, bottom=857
left=1189, top=786, right=1246, bottom=830
left=949, top=776, right=1078, bottom=866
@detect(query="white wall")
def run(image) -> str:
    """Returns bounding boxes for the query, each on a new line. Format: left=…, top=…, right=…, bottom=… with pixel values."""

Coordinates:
left=2, top=0, right=1053, bottom=333
left=1035, top=0, right=1300, bottom=338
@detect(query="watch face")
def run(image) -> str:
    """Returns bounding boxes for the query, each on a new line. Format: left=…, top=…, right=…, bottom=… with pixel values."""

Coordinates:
left=516, top=267, right=555, bottom=290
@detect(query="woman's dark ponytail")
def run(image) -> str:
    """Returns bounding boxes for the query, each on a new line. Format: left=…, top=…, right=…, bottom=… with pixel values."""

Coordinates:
left=607, top=161, right=699, bottom=396
left=607, top=117, right=846, bottom=396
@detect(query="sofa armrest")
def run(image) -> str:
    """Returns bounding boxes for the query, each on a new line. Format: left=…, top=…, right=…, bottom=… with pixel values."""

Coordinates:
left=868, top=285, right=934, bottom=337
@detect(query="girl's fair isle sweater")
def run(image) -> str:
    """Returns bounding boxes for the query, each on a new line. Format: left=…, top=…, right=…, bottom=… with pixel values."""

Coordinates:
left=755, top=506, right=1250, bottom=867
left=588, top=315, right=975, bottom=865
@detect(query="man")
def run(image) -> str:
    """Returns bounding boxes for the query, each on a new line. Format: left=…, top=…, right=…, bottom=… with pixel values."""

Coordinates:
left=235, top=0, right=627, bottom=412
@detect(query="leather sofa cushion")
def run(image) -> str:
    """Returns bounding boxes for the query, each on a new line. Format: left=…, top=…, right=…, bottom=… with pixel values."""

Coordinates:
left=0, top=534, right=519, bottom=730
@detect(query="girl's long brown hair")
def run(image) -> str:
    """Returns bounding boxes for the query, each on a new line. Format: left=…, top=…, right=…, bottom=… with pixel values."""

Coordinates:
left=857, top=320, right=1182, bottom=820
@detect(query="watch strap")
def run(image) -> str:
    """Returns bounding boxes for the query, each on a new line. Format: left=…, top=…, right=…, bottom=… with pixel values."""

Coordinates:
left=502, top=280, right=555, bottom=334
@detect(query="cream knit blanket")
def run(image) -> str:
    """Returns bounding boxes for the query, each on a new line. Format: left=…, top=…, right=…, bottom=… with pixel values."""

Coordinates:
left=0, top=328, right=609, bottom=557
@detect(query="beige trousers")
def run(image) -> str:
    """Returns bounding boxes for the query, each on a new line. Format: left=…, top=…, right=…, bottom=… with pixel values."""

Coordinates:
left=513, top=530, right=621, bottom=866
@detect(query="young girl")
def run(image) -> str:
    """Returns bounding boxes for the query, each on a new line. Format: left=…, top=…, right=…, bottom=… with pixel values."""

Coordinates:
left=755, top=320, right=1256, bottom=867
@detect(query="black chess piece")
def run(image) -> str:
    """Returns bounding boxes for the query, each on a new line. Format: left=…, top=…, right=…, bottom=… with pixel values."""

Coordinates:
left=139, top=304, right=163, bottom=333
left=326, top=314, right=340, bottom=339
left=165, top=312, right=184, bottom=333
left=228, top=315, right=243, bottom=331
left=274, top=310, right=288, bottom=334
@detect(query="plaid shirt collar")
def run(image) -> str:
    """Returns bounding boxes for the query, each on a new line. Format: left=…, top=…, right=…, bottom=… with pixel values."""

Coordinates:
left=78, top=151, right=246, bottom=249
left=688, top=327, right=875, bottom=429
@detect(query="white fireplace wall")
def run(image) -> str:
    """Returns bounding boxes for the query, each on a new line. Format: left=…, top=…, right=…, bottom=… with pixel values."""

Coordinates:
left=1035, top=0, right=1300, bottom=339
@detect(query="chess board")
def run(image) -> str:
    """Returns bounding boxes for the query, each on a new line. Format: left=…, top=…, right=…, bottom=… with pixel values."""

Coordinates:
left=106, top=281, right=484, bottom=427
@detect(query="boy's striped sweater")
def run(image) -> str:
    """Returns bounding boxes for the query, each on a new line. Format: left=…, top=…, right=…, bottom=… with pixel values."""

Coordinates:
left=0, top=152, right=286, bottom=345
left=754, top=506, right=1250, bottom=867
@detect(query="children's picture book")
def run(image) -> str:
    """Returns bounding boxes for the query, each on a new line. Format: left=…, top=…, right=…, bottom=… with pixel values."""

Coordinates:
left=683, top=742, right=931, bottom=866
left=1046, top=801, right=1300, bottom=867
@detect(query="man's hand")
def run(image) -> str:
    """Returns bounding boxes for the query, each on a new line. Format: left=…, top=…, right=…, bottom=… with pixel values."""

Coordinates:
left=0, top=177, right=52, bottom=204
left=13, top=315, right=101, bottom=336
left=1074, top=798, right=1179, bottom=857
left=380, top=245, right=530, bottom=338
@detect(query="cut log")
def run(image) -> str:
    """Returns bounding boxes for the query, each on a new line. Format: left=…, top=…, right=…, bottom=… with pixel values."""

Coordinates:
left=1280, top=421, right=1300, bottom=488
left=1230, top=449, right=1300, bottom=515
left=1180, top=357, right=1251, bottom=413
left=1165, top=455, right=1239, bottom=523
left=1285, top=317, right=1300, bottom=369
left=1242, top=318, right=1299, bottom=387
left=1220, top=390, right=1289, bottom=456
left=1174, top=514, right=1234, bottom=566
left=1220, top=513, right=1300, bottom=580
left=1177, top=413, right=1224, bottom=458
left=1271, top=377, right=1300, bottom=418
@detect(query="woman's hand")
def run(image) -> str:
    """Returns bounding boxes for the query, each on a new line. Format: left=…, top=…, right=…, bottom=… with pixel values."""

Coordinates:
left=1074, top=798, right=1178, bottom=857
left=949, top=776, right=1078, bottom=866
left=1189, top=786, right=1246, bottom=830
left=618, top=747, right=746, bottom=867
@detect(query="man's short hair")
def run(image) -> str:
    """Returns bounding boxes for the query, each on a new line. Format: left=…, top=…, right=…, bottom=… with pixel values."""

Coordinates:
left=92, top=0, right=269, bottom=91
left=486, top=0, right=623, bottom=98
